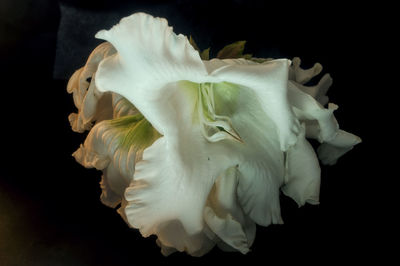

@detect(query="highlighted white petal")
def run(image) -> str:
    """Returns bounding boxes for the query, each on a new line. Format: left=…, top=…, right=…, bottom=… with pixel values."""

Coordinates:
left=211, top=59, right=300, bottom=151
left=95, top=13, right=211, bottom=136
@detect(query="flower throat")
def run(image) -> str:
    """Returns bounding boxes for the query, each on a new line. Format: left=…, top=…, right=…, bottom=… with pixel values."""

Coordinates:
left=197, top=82, right=242, bottom=143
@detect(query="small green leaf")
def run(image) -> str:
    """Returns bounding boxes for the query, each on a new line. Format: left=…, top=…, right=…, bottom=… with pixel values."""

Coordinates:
left=217, top=40, right=247, bottom=59
left=242, top=53, right=253, bottom=60
left=250, top=57, right=273, bottom=63
left=200, top=48, right=210, bottom=60
left=189, top=35, right=200, bottom=52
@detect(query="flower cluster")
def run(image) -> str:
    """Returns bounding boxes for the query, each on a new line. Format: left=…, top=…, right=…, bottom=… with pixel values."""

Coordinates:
left=67, top=13, right=361, bottom=256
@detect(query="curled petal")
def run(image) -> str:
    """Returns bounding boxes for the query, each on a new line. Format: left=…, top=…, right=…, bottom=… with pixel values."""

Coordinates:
left=204, top=166, right=256, bottom=254
left=288, top=79, right=361, bottom=163
left=292, top=73, right=333, bottom=106
left=67, top=42, right=116, bottom=132
left=237, top=161, right=283, bottom=226
left=124, top=129, right=238, bottom=238
left=73, top=114, right=160, bottom=208
left=112, top=93, right=138, bottom=118
left=288, top=81, right=339, bottom=142
left=282, top=124, right=321, bottom=206
left=289, top=57, right=323, bottom=85
left=317, top=129, right=362, bottom=165
left=95, top=13, right=210, bottom=136
left=154, top=220, right=216, bottom=257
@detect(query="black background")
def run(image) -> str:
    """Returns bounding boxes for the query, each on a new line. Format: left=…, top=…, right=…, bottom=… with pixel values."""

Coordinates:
left=0, top=0, right=387, bottom=265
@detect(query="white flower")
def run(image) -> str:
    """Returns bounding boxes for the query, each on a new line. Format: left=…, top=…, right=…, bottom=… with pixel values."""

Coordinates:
left=67, top=12, right=361, bottom=256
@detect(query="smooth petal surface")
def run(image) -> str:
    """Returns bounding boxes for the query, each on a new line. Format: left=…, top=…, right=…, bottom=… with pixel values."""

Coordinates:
left=210, top=59, right=300, bottom=151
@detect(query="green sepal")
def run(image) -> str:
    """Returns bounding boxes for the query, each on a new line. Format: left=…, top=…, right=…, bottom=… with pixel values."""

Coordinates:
left=189, top=35, right=201, bottom=52
left=200, top=48, right=210, bottom=60
left=242, top=53, right=253, bottom=60
left=217, top=40, right=247, bottom=59
left=250, top=57, right=273, bottom=63
left=190, top=35, right=210, bottom=60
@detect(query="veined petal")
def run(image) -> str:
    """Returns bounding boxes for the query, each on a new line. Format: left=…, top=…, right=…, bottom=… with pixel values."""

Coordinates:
left=282, top=124, right=321, bottom=206
left=111, top=93, right=138, bottom=118
left=73, top=114, right=161, bottom=208
left=210, top=59, right=300, bottom=151
left=67, top=42, right=116, bottom=132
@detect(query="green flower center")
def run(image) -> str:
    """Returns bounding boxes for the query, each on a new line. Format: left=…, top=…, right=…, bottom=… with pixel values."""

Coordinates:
left=197, top=82, right=242, bottom=143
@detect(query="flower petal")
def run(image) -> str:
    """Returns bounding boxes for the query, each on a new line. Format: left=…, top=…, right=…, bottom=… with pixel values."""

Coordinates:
left=124, top=128, right=239, bottom=237
left=287, top=81, right=361, bottom=164
left=317, top=129, right=362, bottom=165
left=204, top=166, right=256, bottom=254
left=215, top=84, right=285, bottom=226
left=282, top=124, right=321, bottom=206
left=67, top=42, right=116, bottom=132
left=95, top=13, right=210, bottom=136
left=73, top=114, right=161, bottom=208
left=289, top=57, right=322, bottom=85
left=288, top=80, right=339, bottom=142
left=210, top=59, right=300, bottom=151
left=154, top=220, right=216, bottom=256
left=291, top=73, right=333, bottom=106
